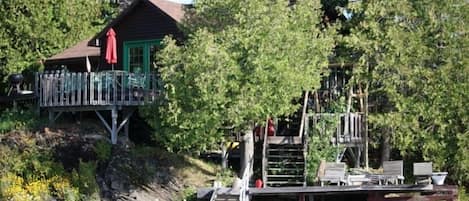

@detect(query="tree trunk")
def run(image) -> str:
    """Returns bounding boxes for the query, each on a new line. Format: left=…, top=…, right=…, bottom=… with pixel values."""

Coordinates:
left=240, top=128, right=254, bottom=178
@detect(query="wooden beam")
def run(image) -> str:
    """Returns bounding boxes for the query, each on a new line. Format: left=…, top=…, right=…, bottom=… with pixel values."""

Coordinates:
left=95, top=110, right=112, bottom=134
left=116, top=108, right=134, bottom=134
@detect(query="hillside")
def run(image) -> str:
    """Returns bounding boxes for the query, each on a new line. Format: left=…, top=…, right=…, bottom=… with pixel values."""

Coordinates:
left=0, top=118, right=232, bottom=201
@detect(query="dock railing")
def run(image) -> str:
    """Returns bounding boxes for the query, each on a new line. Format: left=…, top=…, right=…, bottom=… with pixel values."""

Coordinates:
left=36, top=71, right=161, bottom=107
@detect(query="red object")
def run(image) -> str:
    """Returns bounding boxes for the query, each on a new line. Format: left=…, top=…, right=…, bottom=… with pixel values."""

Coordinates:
left=267, top=119, right=275, bottom=136
left=105, top=28, right=117, bottom=64
left=255, top=179, right=263, bottom=188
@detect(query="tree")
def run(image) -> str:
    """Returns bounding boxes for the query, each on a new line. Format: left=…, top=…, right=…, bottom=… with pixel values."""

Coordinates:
left=142, top=0, right=336, bottom=152
left=0, top=0, right=116, bottom=92
left=343, top=0, right=468, bottom=185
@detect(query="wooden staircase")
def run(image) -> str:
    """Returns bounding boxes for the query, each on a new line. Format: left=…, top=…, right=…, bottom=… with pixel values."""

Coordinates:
left=264, top=140, right=306, bottom=187
left=262, top=92, right=309, bottom=187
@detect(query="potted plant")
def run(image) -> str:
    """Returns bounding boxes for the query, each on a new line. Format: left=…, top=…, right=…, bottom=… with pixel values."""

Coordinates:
left=431, top=172, right=448, bottom=185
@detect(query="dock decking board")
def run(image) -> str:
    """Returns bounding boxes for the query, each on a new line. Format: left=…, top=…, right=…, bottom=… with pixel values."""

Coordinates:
left=197, top=185, right=436, bottom=200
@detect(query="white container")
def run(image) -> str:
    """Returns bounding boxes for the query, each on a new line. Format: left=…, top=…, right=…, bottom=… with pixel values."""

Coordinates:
left=431, top=172, right=448, bottom=185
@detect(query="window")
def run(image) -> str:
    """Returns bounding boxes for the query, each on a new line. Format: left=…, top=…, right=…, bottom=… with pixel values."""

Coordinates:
left=123, top=39, right=162, bottom=74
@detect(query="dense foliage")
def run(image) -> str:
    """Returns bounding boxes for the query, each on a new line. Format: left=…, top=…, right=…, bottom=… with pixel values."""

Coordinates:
left=0, top=138, right=100, bottom=201
left=143, top=0, right=336, bottom=152
left=306, top=115, right=338, bottom=184
left=343, top=0, right=468, bottom=185
left=0, top=0, right=116, bottom=92
left=0, top=107, right=41, bottom=134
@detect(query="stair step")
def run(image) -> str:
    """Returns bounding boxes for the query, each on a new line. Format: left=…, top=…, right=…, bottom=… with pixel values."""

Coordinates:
left=267, top=155, right=303, bottom=158
left=268, top=148, right=303, bottom=152
left=268, top=136, right=302, bottom=145
left=267, top=167, right=303, bottom=171
left=267, top=175, right=304, bottom=178
left=265, top=181, right=305, bottom=185
left=268, top=161, right=304, bottom=165
left=215, top=194, right=239, bottom=201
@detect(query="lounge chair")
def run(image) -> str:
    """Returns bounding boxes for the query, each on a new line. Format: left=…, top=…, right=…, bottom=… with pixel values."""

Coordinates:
left=413, top=162, right=432, bottom=184
left=319, top=162, right=347, bottom=186
left=382, top=160, right=405, bottom=184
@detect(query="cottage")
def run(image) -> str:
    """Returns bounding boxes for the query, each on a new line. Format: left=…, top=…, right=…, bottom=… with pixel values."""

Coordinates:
left=37, top=0, right=188, bottom=144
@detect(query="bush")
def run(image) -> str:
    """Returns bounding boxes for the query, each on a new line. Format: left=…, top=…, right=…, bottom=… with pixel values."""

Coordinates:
left=71, top=160, right=99, bottom=198
left=305, top=114, right=339, bottom=184
left=0, top=107, right=41, bottom=134
left=0, top=139, right=96, bottom=200
left=95, top=140, right=112, bottom=162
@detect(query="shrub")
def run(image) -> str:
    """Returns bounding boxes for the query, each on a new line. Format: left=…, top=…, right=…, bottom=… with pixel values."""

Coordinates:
left=71, top=160, right=99, bottom=197
left=0, top=107, right=41, bottom=134
left=95, top=140, right=112, bottom=162
left=305, top=114, right=338, bottom=184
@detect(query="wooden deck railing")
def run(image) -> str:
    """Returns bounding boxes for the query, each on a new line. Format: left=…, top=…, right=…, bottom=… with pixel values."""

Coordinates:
left=308, top=113, right=364, bottom=146
left=36, top=71, right=161, bottom=107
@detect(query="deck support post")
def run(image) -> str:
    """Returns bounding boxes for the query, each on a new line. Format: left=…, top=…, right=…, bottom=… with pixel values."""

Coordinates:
left=49, top=110, right=54, bottom=124
left=111, top=107, right=118, bottom=144
left=95, top=107, right=135, bottom=145
left=48, top=111, right=62, bottom=125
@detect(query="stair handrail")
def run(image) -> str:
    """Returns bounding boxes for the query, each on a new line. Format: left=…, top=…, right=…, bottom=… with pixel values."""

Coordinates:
left=240, top=158, right=252, bottom=201
left=300, top=91, right=310, bottom=187
left=261, top=118, right=269, bottom=188
left=298, top=91, right=309, bottom=140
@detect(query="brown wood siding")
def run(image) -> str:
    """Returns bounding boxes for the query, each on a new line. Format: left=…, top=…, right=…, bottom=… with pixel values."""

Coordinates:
left=98, top=0, right=183, bottom=71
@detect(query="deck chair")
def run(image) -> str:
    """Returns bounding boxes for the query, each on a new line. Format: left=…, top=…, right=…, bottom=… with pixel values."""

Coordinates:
left=413, top=162, right=432, bottom=185
left=383, top=160, right=405, bottom=184
left=319, top=162, right=347, bottom=186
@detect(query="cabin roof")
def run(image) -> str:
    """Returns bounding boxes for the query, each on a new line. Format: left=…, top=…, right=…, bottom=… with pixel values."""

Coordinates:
left=88, top=0, right=185, bottom=46
left=47, top=39, right=100, bottom=62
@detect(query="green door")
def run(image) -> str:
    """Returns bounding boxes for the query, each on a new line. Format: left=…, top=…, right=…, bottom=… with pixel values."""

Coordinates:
left=123, top=39, right=162, bottom=74
left=123, top=40, right=161, bottom=88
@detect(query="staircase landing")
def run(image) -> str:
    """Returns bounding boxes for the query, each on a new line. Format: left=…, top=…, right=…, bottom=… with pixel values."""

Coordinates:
left=267, top=136, right=302, bottom=145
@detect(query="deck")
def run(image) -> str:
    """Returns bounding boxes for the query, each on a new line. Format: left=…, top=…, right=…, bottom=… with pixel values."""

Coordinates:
left=35, top=71, right=161, bottom=144
left=36, top=71, right=160, bottom=108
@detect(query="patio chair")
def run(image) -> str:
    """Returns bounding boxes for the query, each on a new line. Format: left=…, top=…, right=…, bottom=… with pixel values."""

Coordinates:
left=319, top=162, right=347, bottom=186
left=413, top=162, right=432, bottom=185
left=383, top=160, right=405, bottom=184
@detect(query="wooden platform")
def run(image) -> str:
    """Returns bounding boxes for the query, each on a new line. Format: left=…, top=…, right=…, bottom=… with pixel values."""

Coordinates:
left=249, top=184, right=433, bottom=196
left=198, top=185, right=435, bottom=200
left=35, top=71, right=161, bottom=144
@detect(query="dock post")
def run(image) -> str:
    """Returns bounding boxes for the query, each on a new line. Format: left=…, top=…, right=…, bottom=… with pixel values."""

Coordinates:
left=111, top=107, right=118, bottom=144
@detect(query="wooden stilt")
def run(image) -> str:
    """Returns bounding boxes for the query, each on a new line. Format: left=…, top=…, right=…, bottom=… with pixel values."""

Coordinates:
left=124, top=118, right=129, bottom=140
left=111, top=107, right=118, bottom=144
left=49, top=110, right=54, bottom=125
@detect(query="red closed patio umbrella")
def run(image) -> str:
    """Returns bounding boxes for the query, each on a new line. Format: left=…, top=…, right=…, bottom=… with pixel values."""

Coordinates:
left=105, top=28, right=117, bottom=70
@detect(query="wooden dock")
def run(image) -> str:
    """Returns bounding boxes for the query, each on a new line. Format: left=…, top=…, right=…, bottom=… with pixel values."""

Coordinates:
left=198, top=185, right=459, bottom=201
